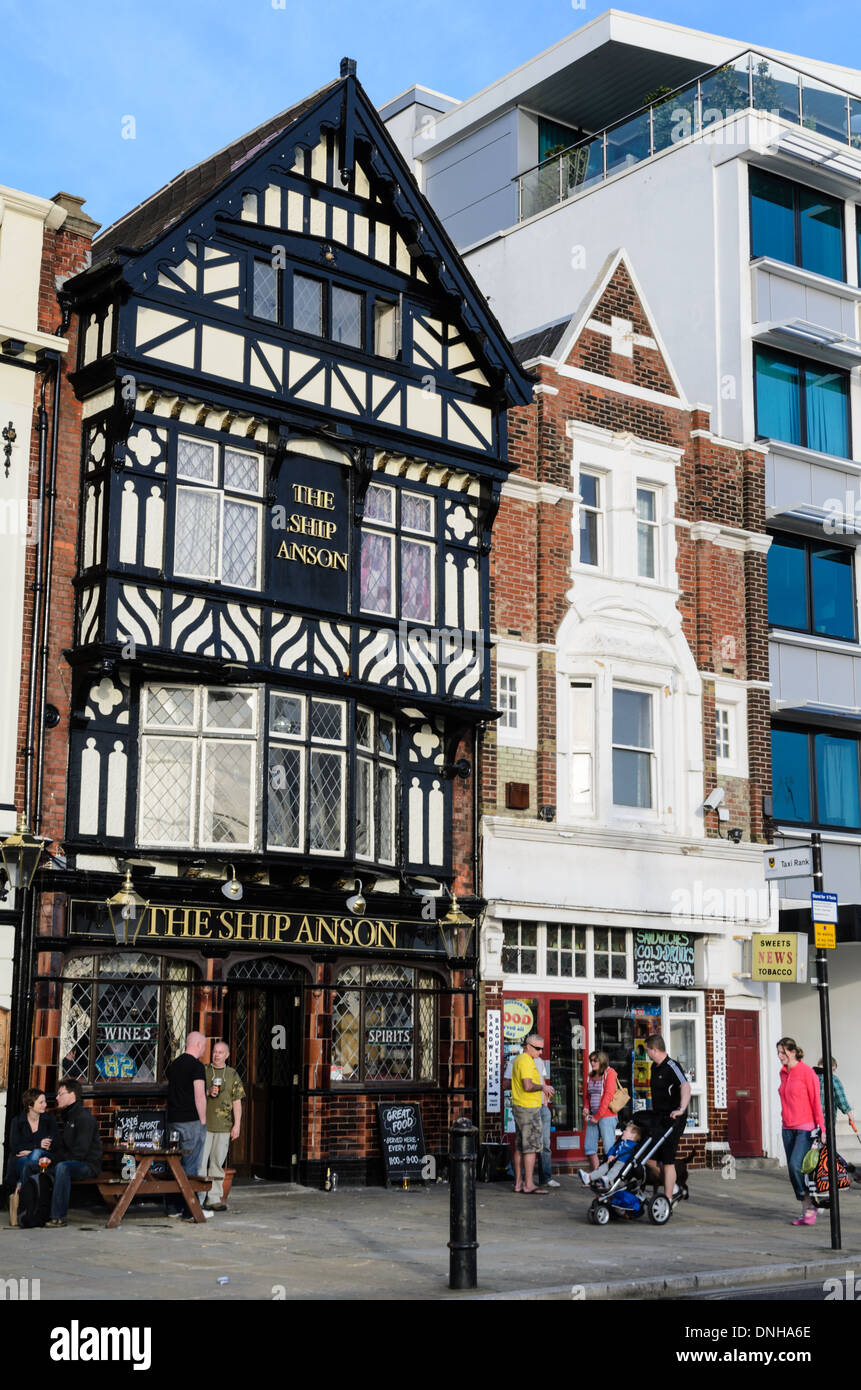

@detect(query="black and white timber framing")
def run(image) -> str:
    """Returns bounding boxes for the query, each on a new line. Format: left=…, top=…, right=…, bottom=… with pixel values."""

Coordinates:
left=60, top=67, right=533, bottom=895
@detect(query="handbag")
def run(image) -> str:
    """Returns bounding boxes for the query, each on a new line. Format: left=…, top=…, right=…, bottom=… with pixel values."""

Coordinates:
left=608, top=1073, right=630, bottom=1115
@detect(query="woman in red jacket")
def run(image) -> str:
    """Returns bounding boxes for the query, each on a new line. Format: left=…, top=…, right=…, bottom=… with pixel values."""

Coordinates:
left=777, top=1036, right=826, bottom=1226
left=584, top=1051, right=619, bottom=1173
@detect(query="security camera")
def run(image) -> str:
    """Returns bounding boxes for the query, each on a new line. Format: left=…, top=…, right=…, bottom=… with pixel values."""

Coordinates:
left=702, top=787, right=725, bottom=812
left=727, top=827, right=744, bottom=845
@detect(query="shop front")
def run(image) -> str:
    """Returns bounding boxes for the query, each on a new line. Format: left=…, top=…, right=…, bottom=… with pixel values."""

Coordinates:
left=495, top=921, right=722, bottom=1167
left=34, top=883, right=476, bottom=1186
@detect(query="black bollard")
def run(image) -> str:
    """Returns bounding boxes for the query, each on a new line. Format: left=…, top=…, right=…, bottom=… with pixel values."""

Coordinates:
left=448, top=1116, right=479, bottom=1289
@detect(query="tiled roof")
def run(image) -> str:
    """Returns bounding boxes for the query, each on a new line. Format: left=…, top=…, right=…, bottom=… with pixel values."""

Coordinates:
left=511, top=319, right=570, bottom=364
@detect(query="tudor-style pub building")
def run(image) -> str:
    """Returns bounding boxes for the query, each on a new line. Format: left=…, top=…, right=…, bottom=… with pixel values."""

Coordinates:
left=30, top=62, right=532, bottom=1184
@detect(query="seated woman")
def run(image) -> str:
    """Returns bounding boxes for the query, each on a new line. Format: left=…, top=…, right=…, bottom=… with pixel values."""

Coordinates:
left=5, top=1088, right=58, bottom=1225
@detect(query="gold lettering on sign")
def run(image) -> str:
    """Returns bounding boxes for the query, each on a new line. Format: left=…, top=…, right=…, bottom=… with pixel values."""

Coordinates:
left=277, top=480, right=348, bottom=573
left=126, top=905, right=419, bottom=951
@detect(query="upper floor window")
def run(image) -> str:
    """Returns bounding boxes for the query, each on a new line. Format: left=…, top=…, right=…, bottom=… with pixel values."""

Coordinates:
left=502, top=923, right=633, bottom=982
left=498, top=670, right=521, bottom=731
left=139, top=685, right=258, bottom=850
left=174, top=436, right=263, bottom=590
left=715, top=704, right=733, bottom=763
left=772, top=724, right=861, bottom=829
left=137, top=683, right=398, bottom=862
left=252, top=258, right=279, bottom=322
left=360, top=482, right=435, bottom=623
left=570, top=682, right=594, bottom=810
left=754, top=346, right=849, bottom=459
left=636, top=485, right=659, bottom=579
left=767, top=532, right=856, bottom=640
left=288, top=272, right=400, bottom=359
left=750, top=167, right=844, bottom=281
left=578, top=471, right=602, bottom=567
left=612, top=688, right=654, bottom=809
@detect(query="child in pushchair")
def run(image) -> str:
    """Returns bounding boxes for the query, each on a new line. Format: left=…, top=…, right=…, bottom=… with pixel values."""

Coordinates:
left=579, top=1120, right=644, bottom=1189
left=582, top=1111, right=680, bottom=1226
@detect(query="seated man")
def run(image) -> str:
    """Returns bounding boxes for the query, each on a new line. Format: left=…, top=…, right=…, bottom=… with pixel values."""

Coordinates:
left=40, top=1079, right=103, bottom=1228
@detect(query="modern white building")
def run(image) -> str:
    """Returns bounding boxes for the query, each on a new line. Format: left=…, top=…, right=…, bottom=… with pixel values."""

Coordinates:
left=383, top=10, right=861, bottom=1154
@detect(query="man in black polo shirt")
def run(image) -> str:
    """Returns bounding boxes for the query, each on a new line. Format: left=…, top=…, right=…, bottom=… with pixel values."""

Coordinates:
left=645, top=1033, right=691, bottom=1204
left=165, top=1031, right=211, bottom=1220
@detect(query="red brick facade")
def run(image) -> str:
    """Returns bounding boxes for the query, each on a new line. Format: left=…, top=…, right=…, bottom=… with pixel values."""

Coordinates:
left=482, top=255, right=770, bottom=1168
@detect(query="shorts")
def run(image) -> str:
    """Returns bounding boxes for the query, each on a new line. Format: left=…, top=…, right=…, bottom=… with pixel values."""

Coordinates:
left=512, top=1104, right=544, bottom=1154
left=651, top=1114, right=686, bottom=1164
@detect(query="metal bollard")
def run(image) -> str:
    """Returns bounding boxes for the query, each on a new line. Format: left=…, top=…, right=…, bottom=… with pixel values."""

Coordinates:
left=448, top=1116, right=479, bottom=1289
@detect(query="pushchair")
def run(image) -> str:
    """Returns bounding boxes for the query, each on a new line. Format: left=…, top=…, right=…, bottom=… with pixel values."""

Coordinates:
left=585, top=1117, right=680, bottom=1227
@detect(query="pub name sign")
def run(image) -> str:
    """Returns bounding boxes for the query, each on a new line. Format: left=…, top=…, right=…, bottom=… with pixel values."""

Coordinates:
left=70, top=901, right=441, bottom=954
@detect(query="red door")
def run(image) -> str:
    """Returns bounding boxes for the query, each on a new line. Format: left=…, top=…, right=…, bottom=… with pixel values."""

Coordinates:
left=726, top=1010, right=763, bottom=1158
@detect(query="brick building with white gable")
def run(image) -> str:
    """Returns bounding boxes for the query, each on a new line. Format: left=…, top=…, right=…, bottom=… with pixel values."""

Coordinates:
left=478, top=250, right=780, bottom=1169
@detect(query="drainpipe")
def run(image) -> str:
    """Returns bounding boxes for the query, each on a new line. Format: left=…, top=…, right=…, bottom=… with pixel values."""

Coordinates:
left=33, top=351, right=62, bottom=834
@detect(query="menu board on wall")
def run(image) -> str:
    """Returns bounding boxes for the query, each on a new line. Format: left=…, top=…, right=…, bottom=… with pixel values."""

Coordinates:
left=486, top=1010, right=502, bottom=1114
left=634, top=930, right=695, bottom=988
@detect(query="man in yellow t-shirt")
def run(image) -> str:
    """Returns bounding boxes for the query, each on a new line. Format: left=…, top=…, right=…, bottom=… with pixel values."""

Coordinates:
left=511, top=1034, right=554, bottom=1194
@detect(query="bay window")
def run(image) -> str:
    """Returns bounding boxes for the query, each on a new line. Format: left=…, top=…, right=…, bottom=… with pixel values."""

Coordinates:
left=138, top=685, right=257, bottom=849
left=138, top=683, right=399, bottom=862
left=174, top=435, right=263, bottom=589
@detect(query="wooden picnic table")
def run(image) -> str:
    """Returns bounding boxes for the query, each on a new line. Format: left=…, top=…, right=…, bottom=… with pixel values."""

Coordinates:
left=99, top=1146, right=211, bottom=1228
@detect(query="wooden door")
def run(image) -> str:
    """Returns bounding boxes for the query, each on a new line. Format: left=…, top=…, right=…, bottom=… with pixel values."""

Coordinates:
left=225, top=966, right=304, bottom=1179
left=726, top=1009, right=763, bottom=1158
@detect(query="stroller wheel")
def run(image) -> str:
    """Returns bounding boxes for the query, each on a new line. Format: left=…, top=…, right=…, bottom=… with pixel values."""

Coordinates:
left=591, top=1200, right=610, bottom=1226
left=647, top=1193, right=672, bottom=1225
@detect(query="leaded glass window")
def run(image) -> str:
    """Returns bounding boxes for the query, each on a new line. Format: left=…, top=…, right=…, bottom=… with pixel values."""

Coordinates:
left=360, top=483, right=436, bottom=623
left=59, top=953, right=195, bottom=1085
left=267, top=693, right=396, bottom=863
left=138, top=684, right=257, bottom=850
left=252, top=259, right=279, bottom=322
left=173, top=435, right=263, bottom=589
left=331, top=965, right=437, bottom=1083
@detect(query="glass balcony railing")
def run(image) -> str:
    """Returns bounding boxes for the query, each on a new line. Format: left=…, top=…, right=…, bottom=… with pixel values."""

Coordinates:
left=516, top=50, right=861, bottom=222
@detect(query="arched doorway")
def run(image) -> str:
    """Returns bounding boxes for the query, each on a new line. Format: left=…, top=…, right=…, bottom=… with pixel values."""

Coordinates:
left=224, top=958, right=306, bottom=1179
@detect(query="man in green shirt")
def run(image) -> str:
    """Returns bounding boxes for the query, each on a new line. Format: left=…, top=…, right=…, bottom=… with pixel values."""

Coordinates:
left=200, top=1040, right=245, bottom=1211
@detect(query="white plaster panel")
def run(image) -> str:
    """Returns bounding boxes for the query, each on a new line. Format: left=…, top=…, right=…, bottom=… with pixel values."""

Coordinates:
left=406, top=384, right=442, bottom=435
left=773, top=642, right=818, bottom=706
left=201, top=325, right=244, bottom=381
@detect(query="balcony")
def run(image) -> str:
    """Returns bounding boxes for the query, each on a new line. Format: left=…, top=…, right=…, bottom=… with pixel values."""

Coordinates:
left=515, top=51, right=861, bottom=222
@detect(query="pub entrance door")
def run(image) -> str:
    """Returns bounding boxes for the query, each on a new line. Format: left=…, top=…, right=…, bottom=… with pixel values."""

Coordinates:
left=223, top=959, right=305, bottom=1180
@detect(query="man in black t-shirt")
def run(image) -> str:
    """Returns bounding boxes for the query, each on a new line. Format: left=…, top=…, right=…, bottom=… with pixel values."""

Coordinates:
left=645, top=1033, right=691, bottom=1204
left=165, top=1031, right=210, bottom=1220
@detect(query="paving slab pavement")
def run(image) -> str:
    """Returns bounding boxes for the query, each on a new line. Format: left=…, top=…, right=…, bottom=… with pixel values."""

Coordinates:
left=2, top=1166, right=861, bottom=1301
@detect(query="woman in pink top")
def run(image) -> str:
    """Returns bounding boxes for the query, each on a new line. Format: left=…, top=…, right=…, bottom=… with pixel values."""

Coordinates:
left=777, top=1036, right=826, bottom=1226
left=584, top=1051, right=619, bottom=1173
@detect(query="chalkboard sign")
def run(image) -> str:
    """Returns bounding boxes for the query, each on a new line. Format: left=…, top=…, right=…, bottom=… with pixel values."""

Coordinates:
left=112, top=1110, right=166, bottom=1175
left=634, top=930, right=695, bottom=988
left=377, top=1103, right=427, bottom=1184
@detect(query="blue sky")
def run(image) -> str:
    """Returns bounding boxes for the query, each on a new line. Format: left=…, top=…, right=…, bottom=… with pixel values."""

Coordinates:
left=2, top=0, right=856, bottom=234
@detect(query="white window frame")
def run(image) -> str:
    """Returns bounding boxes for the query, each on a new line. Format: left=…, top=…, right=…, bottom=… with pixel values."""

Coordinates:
left=635, top=482, right=660, bottom=581
left=577, top=468, right=604, bottom=570
left=611, top=684, right=657, bottom=816
left=569, top=681, right=595, bottom=814
left=498, top=668, right=523, bottom=735
left=138, top=684, right=258, bottom=851
left=360, top=483, right=437, bottom=624
left=174, top=436, right=263, bottom=591
left=495, top=645, right=537, bottom=751
left=713, top=679, right=748, bottom=779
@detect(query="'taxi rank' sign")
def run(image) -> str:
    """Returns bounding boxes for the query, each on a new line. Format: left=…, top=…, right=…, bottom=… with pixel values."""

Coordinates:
left=751, top=933, right=807, bottom=982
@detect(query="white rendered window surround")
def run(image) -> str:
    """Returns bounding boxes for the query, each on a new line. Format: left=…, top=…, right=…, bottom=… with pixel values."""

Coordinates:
left=712, top=680, right=749, bottom=779
left=495, top=644, right=537, bottom=750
